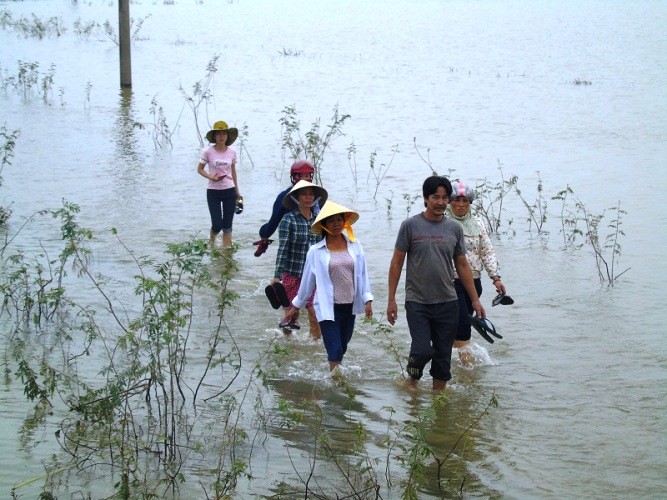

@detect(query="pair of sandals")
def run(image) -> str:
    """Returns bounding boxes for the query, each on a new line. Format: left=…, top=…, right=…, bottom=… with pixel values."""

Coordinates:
left=265, top=282, right=300, bottom=330
left=469, top=314, right=503, bottom=344
left=469, top=293, right=514, bottom=343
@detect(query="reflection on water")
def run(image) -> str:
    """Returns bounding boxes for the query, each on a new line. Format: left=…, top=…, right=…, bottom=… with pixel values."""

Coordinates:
left=114, top=88, right=142, bottom=164
left=1, top=0, right=666, bottom=498
left=260, top=373, right=499, bottom=498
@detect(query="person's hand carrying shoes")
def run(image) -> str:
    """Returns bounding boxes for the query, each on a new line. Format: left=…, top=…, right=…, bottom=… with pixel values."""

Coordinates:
left=252, top=238, right=273, bottom=257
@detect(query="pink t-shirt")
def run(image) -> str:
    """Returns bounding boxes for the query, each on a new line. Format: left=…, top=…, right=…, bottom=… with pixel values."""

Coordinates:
left=199, top=146, right=237, bottom=190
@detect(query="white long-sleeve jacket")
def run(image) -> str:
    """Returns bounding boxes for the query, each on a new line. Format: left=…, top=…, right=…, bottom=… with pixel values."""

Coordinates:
left=292, top=235, right=373, bottom=321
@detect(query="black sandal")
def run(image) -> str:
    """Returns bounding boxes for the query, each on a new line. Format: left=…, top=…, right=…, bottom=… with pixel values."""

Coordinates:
left=492, top=292, right=514, bottom=307
left=481, top=317, right=502, bottom=339
left=470, top=315, right=494, bottom=343
left=470, top=315, right=503, bottom=343
left=265, top=282, right=291, bottom=310
left=271, top=282, right=291, bottom=308
left=265, top=285, right=282, bottom=309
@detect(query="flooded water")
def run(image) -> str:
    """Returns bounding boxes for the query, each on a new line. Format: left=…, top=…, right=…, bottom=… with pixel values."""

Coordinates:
left=1, top=0, right=666, bottom=498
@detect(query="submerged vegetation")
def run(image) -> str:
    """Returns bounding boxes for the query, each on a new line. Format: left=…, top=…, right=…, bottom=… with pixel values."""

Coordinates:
left=0, top=10, right=66, bottom=39
left=407, top=140, right=628, bottom=287
left=0, top=124, right=19, bottom=225
left=0, top=8, right=149, bottom=43
left=0, top=60, right=57, bottom=104
left=278, top=47, right=304, bottom=57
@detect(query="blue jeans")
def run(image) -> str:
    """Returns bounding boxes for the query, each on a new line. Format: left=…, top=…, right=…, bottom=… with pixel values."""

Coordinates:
left=405, top=300, right=458, bottom=381
left=206, top=187, right=236, bottom=234
left=319, top=303, right=355, bottom=362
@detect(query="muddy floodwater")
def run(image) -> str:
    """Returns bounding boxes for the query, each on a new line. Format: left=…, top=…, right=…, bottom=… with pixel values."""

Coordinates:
left=1, top=0, right=666, bottom=498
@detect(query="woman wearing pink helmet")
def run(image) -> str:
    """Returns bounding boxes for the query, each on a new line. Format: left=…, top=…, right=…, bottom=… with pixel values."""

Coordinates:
left=253, top=160, right=317, bottom=256
left=446, top=180, right=508, bottom=365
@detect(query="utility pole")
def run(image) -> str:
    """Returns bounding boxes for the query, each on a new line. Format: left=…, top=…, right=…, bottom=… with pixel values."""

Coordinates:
left=119, top=0, right=132, bottom=88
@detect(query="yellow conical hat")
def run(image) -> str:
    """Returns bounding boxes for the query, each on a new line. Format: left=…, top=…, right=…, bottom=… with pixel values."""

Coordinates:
left=310, top=201, right=359, bottom=241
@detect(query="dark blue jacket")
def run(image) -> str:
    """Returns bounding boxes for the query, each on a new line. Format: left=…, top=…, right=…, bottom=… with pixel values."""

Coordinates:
left=259, top=186, right=291, bottom=239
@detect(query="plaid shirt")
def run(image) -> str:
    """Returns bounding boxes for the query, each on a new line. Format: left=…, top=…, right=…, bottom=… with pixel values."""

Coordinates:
left=274, top=210, right=321, bottom=279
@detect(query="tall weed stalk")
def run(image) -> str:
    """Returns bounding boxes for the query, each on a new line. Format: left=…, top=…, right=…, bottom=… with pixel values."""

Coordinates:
left=474, top=160, right=516, bottom=234
left=572, top=198, right=630, bottom=286
left=179, top=55, right=220, bottom=147
left=148, top=94, right=175, bottom=149
left=367, top=145, right=399, bottom=201
left=513, top=170, right=548, bottom=236
left=0, top=124, right=19, bottom=225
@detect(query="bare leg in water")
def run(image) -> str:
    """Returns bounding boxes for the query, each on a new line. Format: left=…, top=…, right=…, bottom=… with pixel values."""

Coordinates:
left=307, top=306, right=321, bottom=340
left=454, top=339, right=474, bottom=365
left=433, top=378, right=447, bottom=391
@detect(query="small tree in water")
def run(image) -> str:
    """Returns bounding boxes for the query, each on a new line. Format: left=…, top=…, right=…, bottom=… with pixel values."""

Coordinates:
left=279, top=104, right=350, bottom=186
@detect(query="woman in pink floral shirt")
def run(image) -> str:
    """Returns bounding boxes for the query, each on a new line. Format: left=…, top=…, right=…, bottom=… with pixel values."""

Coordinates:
left=446, top=181, right=507, bottom=365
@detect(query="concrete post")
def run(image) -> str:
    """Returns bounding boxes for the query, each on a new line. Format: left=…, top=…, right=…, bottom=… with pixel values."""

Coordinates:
left=119, top=0, right=132, bottom=88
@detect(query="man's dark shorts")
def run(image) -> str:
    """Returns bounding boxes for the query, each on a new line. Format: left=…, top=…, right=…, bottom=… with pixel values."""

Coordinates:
left=405, top=300, right=458, bottom=382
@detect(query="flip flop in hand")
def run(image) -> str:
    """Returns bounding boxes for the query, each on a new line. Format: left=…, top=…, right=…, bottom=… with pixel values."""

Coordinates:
left=481, top=317, right=502, bottom=339
left=492, top=292, right=514, bottom=307
left=469, top=314, right=503, bottom=343
left=253, top=238, right=273, bottom=257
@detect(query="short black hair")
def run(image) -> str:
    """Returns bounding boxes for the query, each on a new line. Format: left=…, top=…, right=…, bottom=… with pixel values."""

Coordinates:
left=422, top=175, right=452, bottom=202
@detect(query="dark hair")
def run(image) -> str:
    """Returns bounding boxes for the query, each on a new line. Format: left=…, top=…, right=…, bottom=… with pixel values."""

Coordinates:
left=422, top=176, right=452, bottom=206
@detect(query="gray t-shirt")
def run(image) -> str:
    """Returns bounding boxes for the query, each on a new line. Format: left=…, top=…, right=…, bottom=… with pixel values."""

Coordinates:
left=395, top=213, right=466, bottom=304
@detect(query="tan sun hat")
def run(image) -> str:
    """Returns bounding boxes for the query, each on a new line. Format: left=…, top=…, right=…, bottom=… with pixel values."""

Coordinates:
left=205, top=120, right=239, bottom=145
left=310, top=201, right=359, bottom=238
left=282, top=180, right=328, bottom=211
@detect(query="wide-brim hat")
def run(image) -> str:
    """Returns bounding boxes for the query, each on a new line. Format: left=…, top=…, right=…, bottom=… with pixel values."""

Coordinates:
left=205, top=120, right=239, bottom=146
left=282, top=180, right=328, bottom=211
left=310, top=200, right=359, bottom=235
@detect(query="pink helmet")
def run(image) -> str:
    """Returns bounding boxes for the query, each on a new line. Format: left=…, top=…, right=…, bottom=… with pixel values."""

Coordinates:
left=290, top=160, right=315, bottom=184
left=450, top=180, right=475, bottom=202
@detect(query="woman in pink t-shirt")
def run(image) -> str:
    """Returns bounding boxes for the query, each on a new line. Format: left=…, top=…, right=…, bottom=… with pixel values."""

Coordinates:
left=197, top=121, right=242, bottom=248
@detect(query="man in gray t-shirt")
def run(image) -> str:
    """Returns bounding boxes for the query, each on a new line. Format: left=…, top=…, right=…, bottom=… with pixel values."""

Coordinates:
left=387, top=176, right=485, bottom=391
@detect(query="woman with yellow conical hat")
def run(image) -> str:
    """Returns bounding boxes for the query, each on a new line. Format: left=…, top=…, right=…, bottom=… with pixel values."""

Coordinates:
left=284, top=200, right=374, bottom=372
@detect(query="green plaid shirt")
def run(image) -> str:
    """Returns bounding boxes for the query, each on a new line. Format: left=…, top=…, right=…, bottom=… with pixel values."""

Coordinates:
left=274, top=210, right=321, bottom=279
